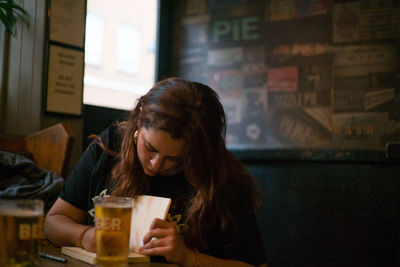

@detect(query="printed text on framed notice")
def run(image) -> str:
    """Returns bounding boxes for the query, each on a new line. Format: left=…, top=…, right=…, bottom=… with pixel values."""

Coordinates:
left=46, top=45, right=84, bottom=116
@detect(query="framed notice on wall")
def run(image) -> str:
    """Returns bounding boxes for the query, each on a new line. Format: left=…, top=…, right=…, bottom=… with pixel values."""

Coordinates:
left=49, top=0, right=86, bottom=48
left=45, top=44, right=84, bottom=115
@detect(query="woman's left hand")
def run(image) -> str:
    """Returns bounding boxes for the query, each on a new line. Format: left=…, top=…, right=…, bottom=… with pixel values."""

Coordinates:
left=138, top=218, right=195, bottom=266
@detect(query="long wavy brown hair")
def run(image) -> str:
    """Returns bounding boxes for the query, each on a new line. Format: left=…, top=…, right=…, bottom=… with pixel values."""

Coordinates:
left=98, top=77, right=260, bottom=250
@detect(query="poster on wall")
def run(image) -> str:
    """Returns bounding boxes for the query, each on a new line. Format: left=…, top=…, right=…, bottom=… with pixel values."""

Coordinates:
left=46, top=45, right=84, bottom=116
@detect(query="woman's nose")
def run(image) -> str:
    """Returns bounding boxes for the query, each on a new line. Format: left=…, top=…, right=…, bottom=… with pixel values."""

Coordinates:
left=150, top=154, right=162, bottom=171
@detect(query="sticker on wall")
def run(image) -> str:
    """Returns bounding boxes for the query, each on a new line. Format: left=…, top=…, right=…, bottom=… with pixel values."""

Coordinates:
left=333, top=1, right=360, bottom=43
left=266, top=0, right=332, bottom=21
left=240, top=118, right=269, bottom=146
left=298, top=65, right=331, bottom=93
left=221, top=97, right=242, bottom=125
left=243, top=71, right=267, bottom=90
left=359, top=1, right=400, bottom=41
left=271, top=43, right=333, bottom=65
left=268, top=0, right=297, bottom=21
left=243, top=89, right=267, bottom=118
left=333, top=44, right=397, bottom=66
left=365, top=88, right=396, bottom=111
left=273, top=43, right=330, bottom=57
left=267, top=66, right=298, bottom=92
left=333, top=44, right=397, bottom=112
left=210, top=70, right=242, bottom=98
left=246, top=123, right=262, bottom=140
left=268, top=109, right=332, bottom=148
left=332, top=112, right=388, bottom=148
left=207, top=47, right=243, bottom=69
left=230, top=88, right=269, bottom=146
left=242, top=46, right=267, bottom=72
left=269, top=91, right=329, bottom=109
left=179, top=56, right=207, bottom=84
left=210, top=15, right=262, bottom=48
left=302, top=107, right=333, bottom=133
left=298, top=0, right=332, bottom=17
left=333, top=87, right=365, bottom=112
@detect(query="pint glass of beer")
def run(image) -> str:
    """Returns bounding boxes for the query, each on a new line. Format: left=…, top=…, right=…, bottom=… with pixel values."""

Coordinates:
left=0, top=199, right=44, bottom=267
left=95, top=197, right=133, bottom=266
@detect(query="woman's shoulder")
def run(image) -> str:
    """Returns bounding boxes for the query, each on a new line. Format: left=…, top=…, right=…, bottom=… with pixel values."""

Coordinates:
left=98, top=123, right=123, bottom=151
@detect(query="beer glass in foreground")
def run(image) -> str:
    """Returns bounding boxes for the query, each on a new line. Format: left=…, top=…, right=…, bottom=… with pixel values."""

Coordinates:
left=95, top=197, right=133, bottom=266
left=0, top=199, right=44, bottom=267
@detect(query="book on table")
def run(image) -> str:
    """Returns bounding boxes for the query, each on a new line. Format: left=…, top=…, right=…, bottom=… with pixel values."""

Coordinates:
left=61, top=246, right=150, bottom=264
left=61, top=195, right=172, bottom=265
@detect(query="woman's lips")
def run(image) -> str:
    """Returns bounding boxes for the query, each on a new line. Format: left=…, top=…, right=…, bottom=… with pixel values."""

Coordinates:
left=144, top=166, right=157, bottom=176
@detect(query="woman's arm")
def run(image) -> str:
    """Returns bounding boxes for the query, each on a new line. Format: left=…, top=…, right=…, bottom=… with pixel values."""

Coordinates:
left=139, top=218, right=266, bottom=267
left=44, top=197, right=96, bottom=252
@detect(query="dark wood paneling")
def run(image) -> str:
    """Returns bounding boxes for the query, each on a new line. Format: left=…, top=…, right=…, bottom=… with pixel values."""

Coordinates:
left=3, top=0, right=46, bottom=135
left=247, top=161, right=400, bottom=267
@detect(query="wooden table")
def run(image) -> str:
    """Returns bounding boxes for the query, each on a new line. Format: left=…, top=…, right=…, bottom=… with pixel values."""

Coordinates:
left=39, top=246, right=178, bottom=267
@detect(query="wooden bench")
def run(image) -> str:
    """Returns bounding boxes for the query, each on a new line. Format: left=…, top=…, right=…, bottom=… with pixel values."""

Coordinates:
left=0, top=123, right=74, bottom=178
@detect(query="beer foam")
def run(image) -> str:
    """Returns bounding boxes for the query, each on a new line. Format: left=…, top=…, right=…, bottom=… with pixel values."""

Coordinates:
left=96, top=203, right=132, bottom=208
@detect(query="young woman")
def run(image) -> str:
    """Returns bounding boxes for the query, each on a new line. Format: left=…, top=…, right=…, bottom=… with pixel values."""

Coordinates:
left=44, top=77, right=267, bottom=267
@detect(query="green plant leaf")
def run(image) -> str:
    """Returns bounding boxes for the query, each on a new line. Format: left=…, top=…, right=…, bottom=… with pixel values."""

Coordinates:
left=0, top=0, right=30, bottom=35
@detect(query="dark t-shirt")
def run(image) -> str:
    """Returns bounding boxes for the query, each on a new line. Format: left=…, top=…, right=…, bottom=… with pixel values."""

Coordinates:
left=60, top=126, right=267, bottom=265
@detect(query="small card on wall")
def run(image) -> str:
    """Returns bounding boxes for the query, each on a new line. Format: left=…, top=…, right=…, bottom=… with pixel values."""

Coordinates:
left=46, top=44, right=84, bottom=116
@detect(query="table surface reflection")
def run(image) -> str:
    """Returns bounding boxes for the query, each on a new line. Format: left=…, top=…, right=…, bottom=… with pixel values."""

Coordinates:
left=39, top=246, right=178, bottom=267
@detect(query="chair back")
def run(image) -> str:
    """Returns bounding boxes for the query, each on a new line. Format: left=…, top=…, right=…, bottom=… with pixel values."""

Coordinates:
left=24, top=123, right=74, bottom=178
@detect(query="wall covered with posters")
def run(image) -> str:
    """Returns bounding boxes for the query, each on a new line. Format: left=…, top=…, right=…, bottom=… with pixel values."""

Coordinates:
left=174, top=0, right=400, bottom=151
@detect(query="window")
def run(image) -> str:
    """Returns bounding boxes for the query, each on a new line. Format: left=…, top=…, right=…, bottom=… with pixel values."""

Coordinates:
left=85, top=11, right=104, bottom=66
left=116, top=22, right=140, bottom=74
left=84, top=0, right=158, bottom=110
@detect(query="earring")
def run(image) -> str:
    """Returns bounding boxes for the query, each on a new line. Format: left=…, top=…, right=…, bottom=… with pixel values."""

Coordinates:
left=134, top=130, right=138, bottom=144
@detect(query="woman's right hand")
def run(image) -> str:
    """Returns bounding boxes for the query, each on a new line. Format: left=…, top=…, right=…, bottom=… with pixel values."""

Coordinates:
left=82, top=227, right=96, bottom=252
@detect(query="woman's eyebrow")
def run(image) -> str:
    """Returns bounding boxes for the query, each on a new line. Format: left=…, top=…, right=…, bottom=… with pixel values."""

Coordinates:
left=144, top=139, right=158, bottom=152
left=144, top=138, right=182, bottom=159
left=166, top=154, right=182, bottom=161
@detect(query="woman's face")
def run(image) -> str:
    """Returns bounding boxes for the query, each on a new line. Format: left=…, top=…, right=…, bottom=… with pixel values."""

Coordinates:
left=136, top=127, right=185, bottom=176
